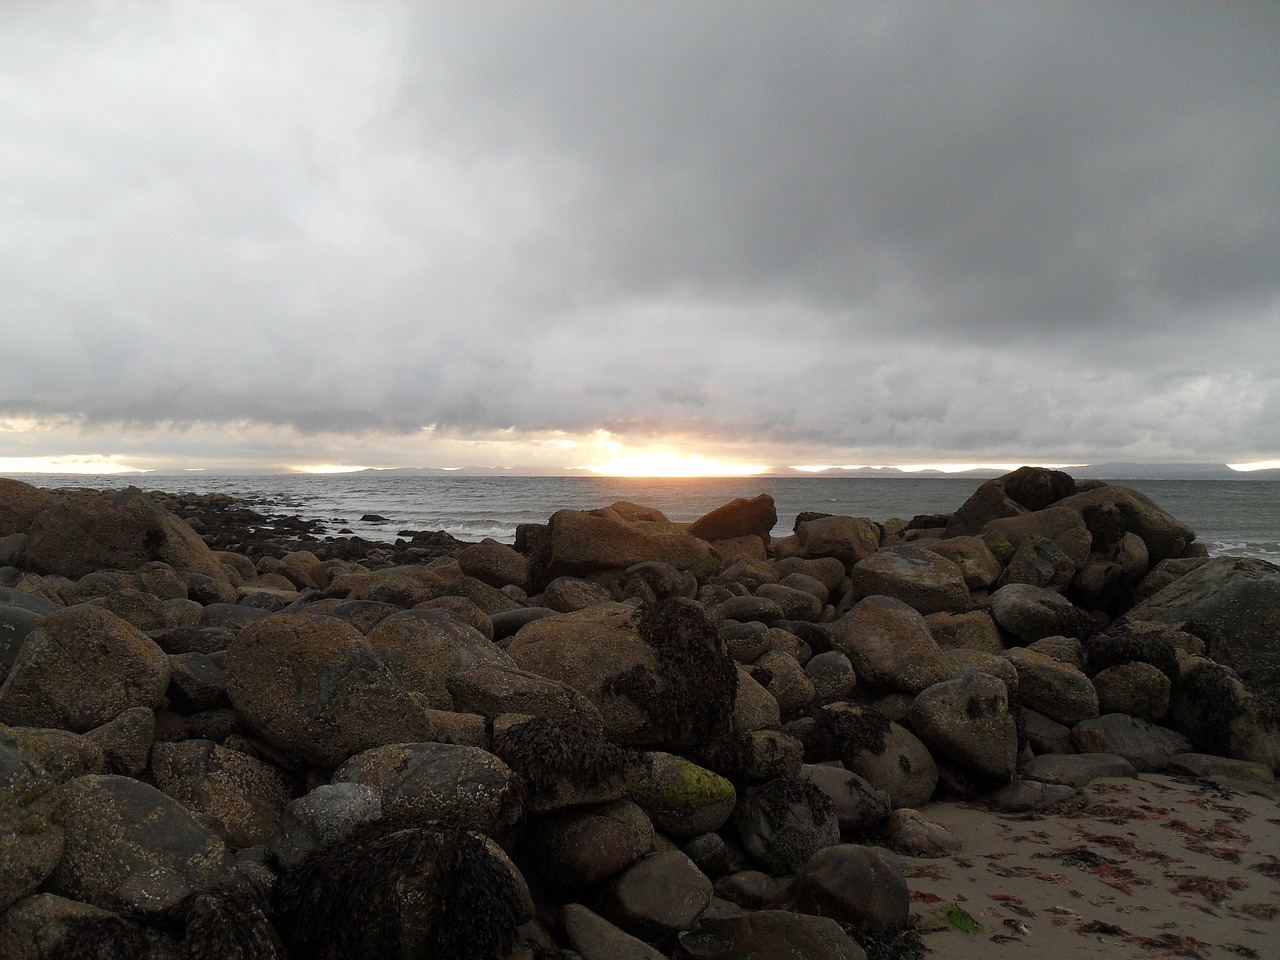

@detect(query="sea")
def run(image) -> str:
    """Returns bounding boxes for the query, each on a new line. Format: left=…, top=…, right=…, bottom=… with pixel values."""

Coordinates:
left=12, top=473, right=1280, bottom=562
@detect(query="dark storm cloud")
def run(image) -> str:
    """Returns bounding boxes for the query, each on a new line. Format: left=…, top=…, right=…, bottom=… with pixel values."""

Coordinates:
left=1, top=1, right=1277, bottom=468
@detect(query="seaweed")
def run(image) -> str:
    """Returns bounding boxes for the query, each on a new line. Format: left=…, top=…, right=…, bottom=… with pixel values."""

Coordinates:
left=1080, top=503, right=1126, bottom=550
left=601, top=597, right=739, bottom=762
left=1181, top=662, right=1242, bottom=754
left=802, top=705, right=892, bottom=765
left=747, top=773, right=836, bottom=830
left=852, top=918, right=927, bottom=960
left=1084, top=627, right=1180, bottom=682
left=165, top=884, right=281, bottom=960
left=273, top=817, right=527, bottom=960
left=490, top=716, right=646, bottom=801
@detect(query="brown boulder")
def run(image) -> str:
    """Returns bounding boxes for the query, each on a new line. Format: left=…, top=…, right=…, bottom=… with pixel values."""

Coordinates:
left=542, top=505, right=722, bottom=581
left=688, top=495, right=777, bottom=544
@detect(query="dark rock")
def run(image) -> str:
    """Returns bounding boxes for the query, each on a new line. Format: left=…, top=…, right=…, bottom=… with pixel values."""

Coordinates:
left=778, top=843, right=908, bottom=934
left=797, top=764, right=890, bottom=831
left=1070, top=714, right=1193, bottom=772
left=266, top=781, right=382, bottom=869
left=689, top=495, right=778, bottom=544
left=525, top=798, right=655, bottom=888
left=676, top=909, right=867, bottom=960
left=561, top=902, right=668, bottom=960
left=1018, top=752, right=1137, bottom=787
left=731, top=775, right=840, bottom=875
left=598, top=850, right=713, bottom=944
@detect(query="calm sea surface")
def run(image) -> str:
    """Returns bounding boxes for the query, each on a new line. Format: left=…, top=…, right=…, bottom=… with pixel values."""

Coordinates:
left=12, top=473, right=1280, bottom=562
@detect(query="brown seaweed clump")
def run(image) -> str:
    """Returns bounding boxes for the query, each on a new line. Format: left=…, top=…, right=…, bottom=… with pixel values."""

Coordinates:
left=273, top=818, right=527, bottom=960
left=802, top=705, right=893, bottom=765
left=602, top=597, right=740, bottom=760
left=1084, top=628, right=1180, bottom=683
left=490, top=717, right=647, bottom=801
left=1179, top=662, right=1242, bottom=755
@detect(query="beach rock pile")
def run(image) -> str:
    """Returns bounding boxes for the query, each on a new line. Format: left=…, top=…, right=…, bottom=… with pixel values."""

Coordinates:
left=1, top=468, right=1277, bottom=959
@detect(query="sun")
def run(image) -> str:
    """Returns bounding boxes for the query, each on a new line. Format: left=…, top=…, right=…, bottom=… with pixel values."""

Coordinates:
left=585, top=450, right=769, bottom=478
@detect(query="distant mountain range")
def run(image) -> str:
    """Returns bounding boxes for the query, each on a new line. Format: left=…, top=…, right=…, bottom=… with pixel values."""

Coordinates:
left=346, top=462, right=1280, bottom=480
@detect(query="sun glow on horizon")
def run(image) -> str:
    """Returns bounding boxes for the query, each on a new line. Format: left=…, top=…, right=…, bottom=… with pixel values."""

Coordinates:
left=791, top=462, right=1086, bottom=474
left=288, top=463, right=376, bottom=474
left=0, top=456, right=147, bottom=475
left=1227, top=460, right=1280, bottom=471
left=584, top=450, right=770, bottom=478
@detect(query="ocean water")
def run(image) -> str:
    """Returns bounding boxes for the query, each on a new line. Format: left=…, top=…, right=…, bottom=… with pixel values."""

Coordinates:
left=12, top=473, right=1280, bottom=562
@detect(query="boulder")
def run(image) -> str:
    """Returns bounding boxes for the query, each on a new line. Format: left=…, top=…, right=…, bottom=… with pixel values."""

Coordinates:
left=907, top=672, right=1018, bottom=780
left=448, top=664, right=606, bottom=731
left=1070, top=532, right=1149, bottom=614
left=50, top=774, right=236, bottom=915
left=849, top=545, right=970, bottom=615
left=996, top=536, right=1078, bottom=592
left=266, top=782, right=383, bottom=869
left=540, top=505, right=722, bottom=582
left=1070, top=714, right=1193, bottom=772
left=795, top=516, right=881, bottom=566
left=363, top=608, right=514, bottom=709
left=804, top=650, right=857, bottom=704
left=797, top=763, right=891, bottom=831
left=1018, top=753, right=1137, bottom=787
left=1003, top=647, right=1099, bottom=726
left=332, top=741, right=523, bottom=841
left=0, top=607, right=169, bottom=733
left=990, top=583, right=1093, bottom=644
left=84, top=706, right=155, bottom=776
left=525, top=798, right=656, bottom=888
left=1121, top=556, right=1280, bottom=685
left=22, top=487, right=234, bottom=600
left=778, top=843, right=909, bottom=934
left=754, top=583, right=823, bottom=622
left=457, top=539, right=531, bottom=590
left=676, top=910, right=867, bottom=960
left=921, top=536, right=1002, bottom=590
left=561, top=902, right=669, bottom=960
left=829, top=595, right=956, bottom=693
left=505, top=598, right=739, bottom=752
left=689, top=495, right=777, bottom=544
left=980, top=506, right=1092, bottom=569
left=883, top=808, right=962, bottom=857
left=149, top=738, right=294, bottom=848
left=731, top=775, right=840, bottom=875
left=223, top=611, right=453, bottom=767
left=804, top=705, right=938, bottom=809
left=541, top=575, right=615, bottom=613
left=925, top=609, right=1003, bottom=654
left=629, top=752, right=737, bottom=839
left=1091, top=661, right=1171, bottom=721
left=0, top=478, right=53, bottom=534
left=598, top=850, right=714, bottom=943
left=1056, top=484, right=1196, bottom=563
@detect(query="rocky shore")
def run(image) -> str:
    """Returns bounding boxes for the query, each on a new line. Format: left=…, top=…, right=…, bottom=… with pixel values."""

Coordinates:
left=1, top=467, right=1278, bottom=959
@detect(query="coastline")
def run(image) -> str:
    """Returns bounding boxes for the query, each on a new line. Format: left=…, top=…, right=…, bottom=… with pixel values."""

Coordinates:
left=2, top=467, right=1278, bottom=959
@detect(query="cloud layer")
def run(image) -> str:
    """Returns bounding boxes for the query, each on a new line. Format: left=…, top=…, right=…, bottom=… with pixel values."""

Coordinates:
left=2, top=1, right=1277, bottom=470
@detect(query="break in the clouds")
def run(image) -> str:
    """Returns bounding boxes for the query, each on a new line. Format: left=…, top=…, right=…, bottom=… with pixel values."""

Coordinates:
left=1, top=1, right=1277, bottom=473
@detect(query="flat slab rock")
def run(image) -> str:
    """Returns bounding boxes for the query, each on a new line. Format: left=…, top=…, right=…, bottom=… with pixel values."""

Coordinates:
left=1017, top=752, right=1137, bottom=787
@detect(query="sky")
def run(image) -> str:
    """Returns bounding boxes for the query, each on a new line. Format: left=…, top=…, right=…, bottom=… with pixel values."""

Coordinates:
left=1, top=1, right=1278, bottom=476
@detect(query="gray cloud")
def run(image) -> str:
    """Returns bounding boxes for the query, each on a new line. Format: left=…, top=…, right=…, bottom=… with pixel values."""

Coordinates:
left=1, top=1, right=1277, bottom=469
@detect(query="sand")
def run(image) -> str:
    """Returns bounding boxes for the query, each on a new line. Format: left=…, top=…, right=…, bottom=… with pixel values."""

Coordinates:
left=903, top=774, right=1280, bottom=960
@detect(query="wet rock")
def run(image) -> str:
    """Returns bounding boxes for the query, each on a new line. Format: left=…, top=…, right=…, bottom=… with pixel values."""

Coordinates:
left=925, top=608, right=1004, bottom=654
left=0, top=607, right=169, bottom=733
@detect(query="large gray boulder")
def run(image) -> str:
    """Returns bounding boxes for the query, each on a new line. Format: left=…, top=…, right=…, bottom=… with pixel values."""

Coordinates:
left=990, top=583, right=1092, bottom=643
left=1122, top=557, right=1280, bottom=685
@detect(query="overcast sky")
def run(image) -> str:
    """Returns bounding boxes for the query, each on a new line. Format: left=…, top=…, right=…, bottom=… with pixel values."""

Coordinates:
left=2, top=1, right=1278, bottom=474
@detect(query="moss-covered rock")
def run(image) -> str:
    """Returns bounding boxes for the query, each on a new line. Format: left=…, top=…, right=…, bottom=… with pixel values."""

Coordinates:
left=629, top=752, right=736, bottom=839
